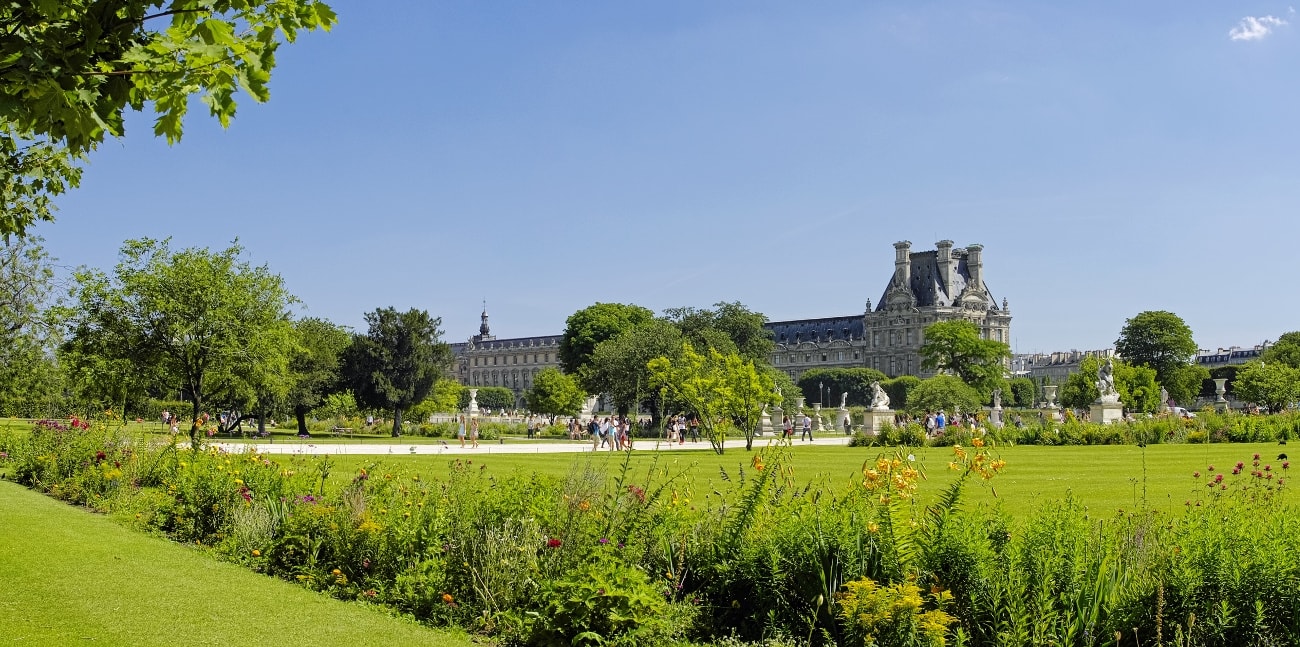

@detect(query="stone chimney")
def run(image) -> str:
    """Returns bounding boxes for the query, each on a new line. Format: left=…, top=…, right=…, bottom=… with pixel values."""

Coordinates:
left=893, top=240, right=912, bottom=288
left=935, top=239, right=954, bottom=296
left=966, top=243, right=984, bottom=295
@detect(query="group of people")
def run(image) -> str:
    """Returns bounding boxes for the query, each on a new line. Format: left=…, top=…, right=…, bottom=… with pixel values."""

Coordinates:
left=664, top=414, right=700, bottom=444
left=780, top=414, right=816, bottom=441
left=456, top=415, right=480, bottom=448
left=574, top=416, right=633, bottom=451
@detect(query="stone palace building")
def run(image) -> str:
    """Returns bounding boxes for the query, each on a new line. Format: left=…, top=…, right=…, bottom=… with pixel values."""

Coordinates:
left=766, top=240, right=1012, bottom=382
left=451, top=240, right=1012, bottom=406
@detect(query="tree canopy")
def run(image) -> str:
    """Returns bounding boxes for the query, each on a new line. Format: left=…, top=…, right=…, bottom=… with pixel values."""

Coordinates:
left=581, top=318, right=682, bottom=415
left=0, top=0, right=337, bottom=237
left=60, top=238, right=295, bottom=446
left=904, top=375, right=983, bottom=416
left=1263, top=332, right=1300, bottom=369
left=1233, top=361, right=1300, bottom=413
left=1114, top=311, right=1197, bottom=395
left=663, top=301, right=774, bottom=364
left=918, top=320, right=1010, bottom=392
left=0, top=236, right=60, bottom=416
left=525, top=367, right=587, bottom=419
left=559, top=302, right=655, bottom=378
left=285, top=317, right=350, bottom=436
left=342, top=307, right=451, bottom=437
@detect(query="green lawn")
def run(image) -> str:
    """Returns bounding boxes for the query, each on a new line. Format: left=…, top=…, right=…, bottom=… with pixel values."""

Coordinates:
left=0, top=481, right=473, bottom=647
left=283, top=441, right=1295, bottom=518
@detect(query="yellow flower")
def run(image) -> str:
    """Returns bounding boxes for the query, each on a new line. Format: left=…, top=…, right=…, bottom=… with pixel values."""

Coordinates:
left=252, top=549, right=261, bottom=557
left=332, top=568, right=342, bottom=575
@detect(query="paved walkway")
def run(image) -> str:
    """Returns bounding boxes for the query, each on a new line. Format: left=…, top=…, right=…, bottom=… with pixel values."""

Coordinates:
left=208, top=435, right=854, bottom=456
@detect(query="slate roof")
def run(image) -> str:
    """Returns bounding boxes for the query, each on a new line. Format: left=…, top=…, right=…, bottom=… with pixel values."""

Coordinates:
left=764, top=316, right=865, bottom=344
left=874, top=249, right=1001, bottom=312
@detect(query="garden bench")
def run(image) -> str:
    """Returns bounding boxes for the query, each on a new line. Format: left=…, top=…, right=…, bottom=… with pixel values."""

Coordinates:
left=331, top=427, right=354, bottom=438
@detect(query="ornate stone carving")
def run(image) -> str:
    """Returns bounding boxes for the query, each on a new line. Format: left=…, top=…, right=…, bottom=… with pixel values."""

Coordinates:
left=870, top=381, right=891, bottom=411
left=1095, top=358, right=1120, bottom=404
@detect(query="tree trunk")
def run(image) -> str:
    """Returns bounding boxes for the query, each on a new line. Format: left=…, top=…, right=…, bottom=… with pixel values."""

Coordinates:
left=257, top=408, right=266, bottom=435
left=188, top=395, right=202, bottom=450
left=295, top=406, right=309, bottom=436
left=391, top=407, right=403, bottom=437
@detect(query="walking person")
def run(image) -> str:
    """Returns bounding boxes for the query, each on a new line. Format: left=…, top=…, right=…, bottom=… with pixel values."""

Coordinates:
left=782, top=415, right=793, bottom=440
left=688, top=415, right=700, bottom=442
left=470, top=417, right=480, bottom=448
left=458, top=415, right=467, bottom=448
left=801, top=413, right=812, bottom=442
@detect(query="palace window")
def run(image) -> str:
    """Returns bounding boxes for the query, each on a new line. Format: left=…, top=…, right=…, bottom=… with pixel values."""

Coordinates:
left=821, top=354, right=827, bottom=362
left=493, top=357, right=498, bottom=365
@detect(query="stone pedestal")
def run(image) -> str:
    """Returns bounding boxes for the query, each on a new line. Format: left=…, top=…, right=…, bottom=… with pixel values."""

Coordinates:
left=836, top=407, right=852, bottom=434
left=1040, top=407, right=1061, bottom=422
left=865, top=409, right=894, bottom=435
left=759, top=405, right=773, bottom=436
left=812, top=404, right=823, bottom=431
left=1090, top=401, right=1124, bottom=425
left=770, top=406, right=783, bottom=436
left=579, top=395, right=598, bottom=422
left=990, top=407, right=1003, bottom=428
left=468, top=388, right=480, bottom=419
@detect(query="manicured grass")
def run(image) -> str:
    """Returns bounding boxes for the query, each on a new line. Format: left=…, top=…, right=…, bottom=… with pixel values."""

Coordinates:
left=0, top=481, right=473, bottom=647
left=281, top=441, right=1296, bottom=518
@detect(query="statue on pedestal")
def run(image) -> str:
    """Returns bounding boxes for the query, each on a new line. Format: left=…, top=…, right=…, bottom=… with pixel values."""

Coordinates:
left=840, top=391, right=848, bottom=409
left=992, top=388, right=1002, bottom=410
left=870, top=381, right=891, bottom=411
left=1096, top=358, right=1120, bottom=404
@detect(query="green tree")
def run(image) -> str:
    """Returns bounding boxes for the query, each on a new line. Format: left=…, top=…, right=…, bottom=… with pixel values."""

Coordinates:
left=525, top=367, right=587, bottom=420
left=649, top=343, right=780, bottom=453
left=559, top=302, right=655, bottom=381
left=285, top=317, right=350, bottom=436
left=582, top=318, right=682, bottom=417
left=0, top=0, right=337, bottom=237
left=1057, top=356, right=1160, bottom=414
left=0, top=236, right=61, bottom=416
left=1166, top=363, right=1210, bottom=407
left=1114, top=311, right=1198, bottom=397
left=918, top=320, right=1010, bottom=392
left=796, top=367, right=888, bottom=407
left=60, top=238, right=295, bottom=446
left=882, top=375, right=922, bottom=411
left=663, top=301, right=775, bottom=364
left=1008, top=377, right=1037, bottom=408
left=904, top=375, right=982, bottom=416
left=1263, top=332, right=1300, bottom=368
left=1233, top=361, right=1300, bottom=413
left=342, top=307, right=452, bottom=437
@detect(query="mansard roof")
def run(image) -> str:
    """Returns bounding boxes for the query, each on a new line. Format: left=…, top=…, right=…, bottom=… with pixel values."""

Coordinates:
left=764, top=315, right=864, bottom=344
left=874, top=248, right=1003, bottom=312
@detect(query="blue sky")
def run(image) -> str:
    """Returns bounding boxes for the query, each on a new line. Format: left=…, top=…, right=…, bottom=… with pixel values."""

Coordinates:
left=39, top=1, right=1300, bottom=353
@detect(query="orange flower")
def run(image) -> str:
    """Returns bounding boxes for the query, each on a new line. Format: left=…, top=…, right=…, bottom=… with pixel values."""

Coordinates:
left=751, top=455, right=765, bottom=471
left=442, top=593, right=454, bottom=604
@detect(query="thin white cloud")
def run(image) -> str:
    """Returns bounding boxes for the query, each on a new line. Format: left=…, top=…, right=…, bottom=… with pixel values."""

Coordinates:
left=1229, top=15, right=1289, bottom=41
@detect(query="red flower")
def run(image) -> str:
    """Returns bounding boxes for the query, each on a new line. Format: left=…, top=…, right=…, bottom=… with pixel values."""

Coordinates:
left=547, top=538, right=563, bottom=548
left=1214, top=474, right=1223, bottom=484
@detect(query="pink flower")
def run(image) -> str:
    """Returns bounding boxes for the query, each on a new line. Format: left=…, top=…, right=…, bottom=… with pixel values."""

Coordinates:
left=1193, top=471, right=1201, bottom=478
left=1214, top=474, right=1223, bottom=484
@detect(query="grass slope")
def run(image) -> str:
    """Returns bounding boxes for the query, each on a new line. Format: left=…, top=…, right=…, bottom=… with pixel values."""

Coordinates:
left=0, top=481, right=471, bottom=647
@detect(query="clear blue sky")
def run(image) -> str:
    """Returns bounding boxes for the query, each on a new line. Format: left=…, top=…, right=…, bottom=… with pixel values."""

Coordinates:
left=39, top=1, right=1300, bottom=353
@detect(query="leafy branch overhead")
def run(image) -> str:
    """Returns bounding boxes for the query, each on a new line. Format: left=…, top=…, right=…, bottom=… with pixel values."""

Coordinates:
left=0, top=0, right=337, bottom=236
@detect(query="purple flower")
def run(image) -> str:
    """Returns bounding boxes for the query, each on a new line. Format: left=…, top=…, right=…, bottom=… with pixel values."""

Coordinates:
left=598, top=537, right=609, bottom=545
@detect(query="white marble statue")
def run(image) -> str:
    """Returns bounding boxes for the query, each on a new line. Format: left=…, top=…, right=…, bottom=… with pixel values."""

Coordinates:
left=992, top=388, right=1002, bottom=409
left=870, top=381, right=891, bottom=411
left=1096, top=358, right=1120, bottom=404
left=840, top=391, right=848, bottom=409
